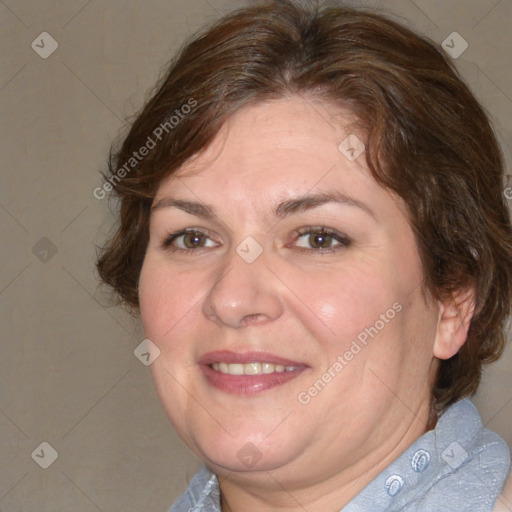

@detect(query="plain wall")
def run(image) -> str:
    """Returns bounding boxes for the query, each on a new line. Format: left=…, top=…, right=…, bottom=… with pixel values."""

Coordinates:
left=1, top=0, right=511, bottom=510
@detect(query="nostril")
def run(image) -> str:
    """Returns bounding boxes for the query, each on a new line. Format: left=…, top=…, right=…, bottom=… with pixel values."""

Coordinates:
left=242, top=313, right=264, bottom=325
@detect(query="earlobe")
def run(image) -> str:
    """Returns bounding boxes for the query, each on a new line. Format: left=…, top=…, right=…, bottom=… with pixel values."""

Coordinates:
left=433, top=287, right=476, bottom=360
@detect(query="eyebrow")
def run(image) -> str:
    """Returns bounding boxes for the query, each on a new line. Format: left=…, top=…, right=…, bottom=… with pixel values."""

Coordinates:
left=151, top=198, right=215, bottom=218
left=274, top=192, right=377, bottom=221
left=151, top=192, right=377, bottom=221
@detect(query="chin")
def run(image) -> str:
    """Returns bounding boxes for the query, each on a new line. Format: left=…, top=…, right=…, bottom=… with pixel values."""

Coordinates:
left=190, top=430, right=299, bottom=475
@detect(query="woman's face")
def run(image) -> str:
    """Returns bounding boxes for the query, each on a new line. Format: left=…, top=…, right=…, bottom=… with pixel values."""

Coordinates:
left=139, top=96, right=441, bottom=487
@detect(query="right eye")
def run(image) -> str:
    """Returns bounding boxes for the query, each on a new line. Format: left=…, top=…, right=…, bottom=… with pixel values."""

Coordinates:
left=162, top=229, right=218, bottom=252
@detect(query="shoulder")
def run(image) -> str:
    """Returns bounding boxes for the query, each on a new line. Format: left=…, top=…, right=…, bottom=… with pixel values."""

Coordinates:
left=403, top=399, right=510, bottom=511
left=439, top=400, right=510, bottom=510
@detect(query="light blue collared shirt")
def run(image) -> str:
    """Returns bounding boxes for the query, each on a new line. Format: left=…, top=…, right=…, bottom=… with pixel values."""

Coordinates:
left=169, top=398, right=510, bottom=511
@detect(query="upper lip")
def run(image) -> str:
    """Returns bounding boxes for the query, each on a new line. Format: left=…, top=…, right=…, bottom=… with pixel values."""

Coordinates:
left=199, top=350, right=308, bottom=367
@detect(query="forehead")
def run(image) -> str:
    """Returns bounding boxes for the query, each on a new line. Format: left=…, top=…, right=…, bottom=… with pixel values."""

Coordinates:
left=153, top=96, right=403, bottom=219
left=178, top=96, right=362, bottom=173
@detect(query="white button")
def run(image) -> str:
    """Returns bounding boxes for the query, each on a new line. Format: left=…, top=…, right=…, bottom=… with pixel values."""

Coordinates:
left=411, top=449, right=431, bottom=472
left=385, top=475, right=405, bottom=496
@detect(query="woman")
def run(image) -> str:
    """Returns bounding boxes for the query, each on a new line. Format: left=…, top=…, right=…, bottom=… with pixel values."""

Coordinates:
left=96, top=1, right=512, bottom=510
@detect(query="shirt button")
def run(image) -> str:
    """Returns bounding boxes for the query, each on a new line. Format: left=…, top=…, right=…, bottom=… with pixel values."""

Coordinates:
left=410, top=449, right=431, bottom=472
left=385, top=475, right=405, bottom=497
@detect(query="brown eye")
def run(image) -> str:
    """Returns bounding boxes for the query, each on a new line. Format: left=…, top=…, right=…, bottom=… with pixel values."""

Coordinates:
left=308, top=232, right=333, bottom=249
left=294, top=228, right=350, bottom=251
left=182, top=232, right=207, bottom=248
left=165, top=230, right=217, bottom=251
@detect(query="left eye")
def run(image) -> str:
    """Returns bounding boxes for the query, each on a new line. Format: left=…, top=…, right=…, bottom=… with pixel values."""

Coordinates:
left=295, top=229, right=349, bottom=250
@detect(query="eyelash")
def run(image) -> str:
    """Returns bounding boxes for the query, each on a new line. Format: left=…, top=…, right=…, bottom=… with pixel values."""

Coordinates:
left=160, top=227, right=351, bottom=254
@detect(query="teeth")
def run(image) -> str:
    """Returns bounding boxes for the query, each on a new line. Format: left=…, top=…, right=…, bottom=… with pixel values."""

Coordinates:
left=211, top=362, right=300, bottom=375
left=245, top=362, right=261, bottom=375
left=262, top=363, right=274, bottom=374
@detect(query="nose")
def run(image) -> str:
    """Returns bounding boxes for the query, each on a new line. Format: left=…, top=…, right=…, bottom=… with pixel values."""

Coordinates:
left=201, top=246, right=284, bottom=328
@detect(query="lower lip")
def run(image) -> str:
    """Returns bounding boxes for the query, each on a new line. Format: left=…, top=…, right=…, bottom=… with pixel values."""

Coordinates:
left=200, top=364, right=307, bottom=395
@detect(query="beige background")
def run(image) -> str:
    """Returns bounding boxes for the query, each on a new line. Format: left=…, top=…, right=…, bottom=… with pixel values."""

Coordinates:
left=1, top=0, right=511, bottom=510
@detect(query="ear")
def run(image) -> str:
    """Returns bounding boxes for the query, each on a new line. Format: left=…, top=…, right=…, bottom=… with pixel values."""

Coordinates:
left=433, top=286, right=476, bottom=360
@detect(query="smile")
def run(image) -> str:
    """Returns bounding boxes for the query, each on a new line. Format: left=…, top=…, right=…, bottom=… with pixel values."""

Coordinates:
left=200, top=351, right=308, bottom=394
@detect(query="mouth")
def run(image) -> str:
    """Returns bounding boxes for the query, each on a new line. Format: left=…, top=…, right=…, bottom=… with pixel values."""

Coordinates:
left=199, top=351, right=308, bottom=395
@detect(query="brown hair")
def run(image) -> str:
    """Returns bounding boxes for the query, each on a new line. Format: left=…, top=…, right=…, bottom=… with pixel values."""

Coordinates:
left=96, top=0, right=512, bottom=412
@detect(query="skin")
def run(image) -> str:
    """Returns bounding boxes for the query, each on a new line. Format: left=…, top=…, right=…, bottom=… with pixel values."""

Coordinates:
left=138, top=96, right=475, bottom=511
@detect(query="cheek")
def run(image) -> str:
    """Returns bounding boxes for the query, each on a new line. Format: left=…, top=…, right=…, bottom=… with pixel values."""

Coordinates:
left=288, top=261, right=402, bottom=350
left=138, top=259, right=203, bottom=343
